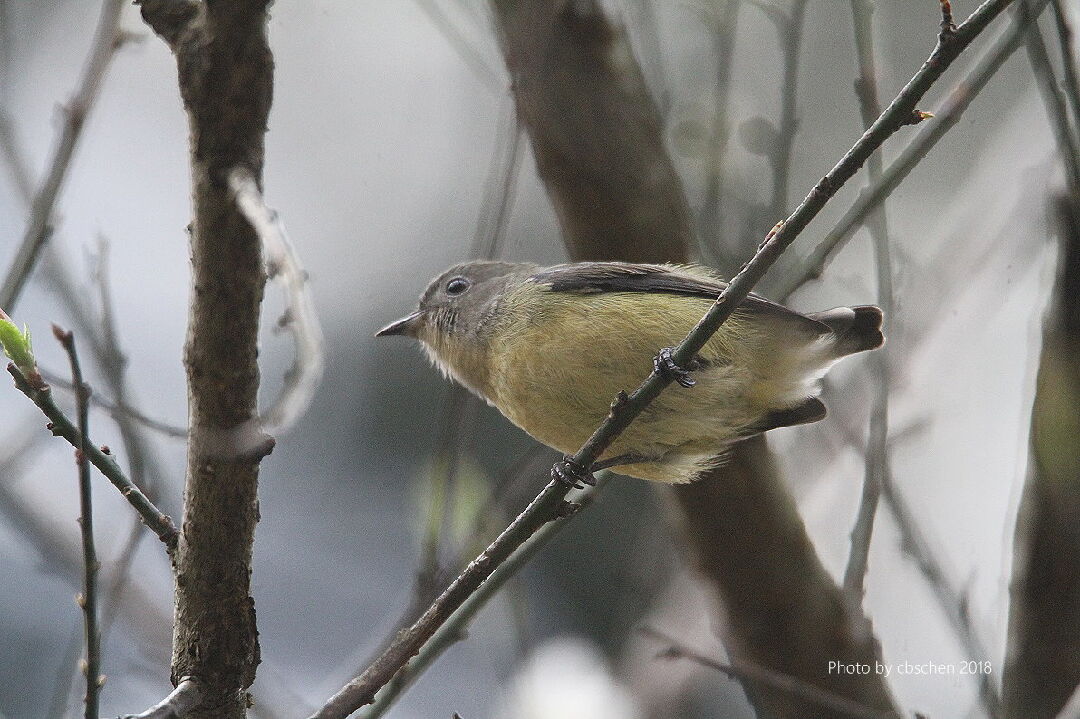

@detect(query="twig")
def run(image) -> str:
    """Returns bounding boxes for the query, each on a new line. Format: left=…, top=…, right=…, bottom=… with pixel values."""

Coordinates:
left=940, top=0, right=957, bottom=38
left=776, top=0, right=1051, bottom=302
left=696, top=0, right=741, bottom=259
left=842, top=0, right=895, bottom=606
left=1050, top=0, right=1080, bottom=140
left=53, top=326, right=102, bottom=719
left=229, top=168, right=326, bottom=435
left=766, top=0, right=810, bottom=228
left=0, top=0, right=125, bottom=311
left=881, top=468, right=1001, bottom=717
left=358, top=482, right=603, bottom=719
left=7, top=364, right=178, bottom=549
left=411, top=0, right=504, bottom=94
left=120, top=678, right=203, bottom=719
left=642, top=628, right=896, bottom=719
left=1021, top=0, right=1080, bottom=194
left=41, top=369, right=187, bottom=438
left=467, top=109, right=524, bottom=260
left=311, top=5, right=1016, bottom=716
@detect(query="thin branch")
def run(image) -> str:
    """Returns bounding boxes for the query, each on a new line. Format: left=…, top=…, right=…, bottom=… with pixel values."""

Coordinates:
left=696, top=0, right=741, bottom=259
left=1022, top=0, right=1080, bottom=194
left=312, top=5, right=1015, bottom=715
left=0, top=0, right=125, bottom=311
left=1050, top=0, right=1080, bottom=139
left=41, top=369, right=187, bottom=438
left=358, top=483, right=603, bottom=719
left=881, top=468, right=1000, bottom=715
left=53, top=326, right=102, bottom=719
left=776, top=0, right=1051, bottom=301
left=412, top=0, right=505, bottom=94
left=229, top=168, right=326, bottom=435
left=767, top=0, right=810, bottom=227
left=7, top=364, right=178, bottom=550
left=842, top=0, right=894, bottom=607
left=642, top=628, right=897, bottom=719
left=120, top=678, right=203, bottom=719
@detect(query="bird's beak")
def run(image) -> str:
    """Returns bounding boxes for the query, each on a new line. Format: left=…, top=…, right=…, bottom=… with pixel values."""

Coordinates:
left=375, top=311, right=424, bottom=338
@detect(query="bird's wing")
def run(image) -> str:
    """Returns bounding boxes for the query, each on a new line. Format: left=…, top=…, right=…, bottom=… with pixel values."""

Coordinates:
left=529, top=262, right=831, bottom=337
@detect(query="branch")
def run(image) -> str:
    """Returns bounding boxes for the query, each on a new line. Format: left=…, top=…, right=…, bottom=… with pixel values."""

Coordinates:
left=881, top=468, right=1002, bottom=717
left=841, top=0, right=895, bottom=607
left=1021, top=0, right=1080, bottom=194
left=357, top=483, right=602, bottom=719
left=229, top=168, right=326, bottom=435
left=53, top=327, right=102, bottom=719
left=120, top=678, right=203, bottom=719
left=1049, top=0, right=1080, bottom=142
left=314, top=5, right=1016, bottom=715
left=0, top=0, right=125, bottom=311
left=775, top=0, right=1052, bottom=302
left=7, top=363, right=179, bottom=549
left=643, top=628, right=897, bottom=719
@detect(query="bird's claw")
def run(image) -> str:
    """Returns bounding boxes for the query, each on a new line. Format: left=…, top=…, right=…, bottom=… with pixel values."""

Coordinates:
left=654, top=347, right=696, bottom=388
left=551, top=456, right=596, bottom=489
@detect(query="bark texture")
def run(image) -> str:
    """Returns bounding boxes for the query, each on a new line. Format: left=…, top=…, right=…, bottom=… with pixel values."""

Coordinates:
left=491, top=2, right=899, bottom=715
left=139, top=1, right=274, bottom=716
left=491, top=0, right=693, bottom=263
left=1004, top=197, right=1080, bottom=718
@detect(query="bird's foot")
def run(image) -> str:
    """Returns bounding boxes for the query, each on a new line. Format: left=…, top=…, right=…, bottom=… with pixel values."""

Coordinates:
left=551, top=456, right=597, bottom=489
left=654, top=347, right=697, bottom=388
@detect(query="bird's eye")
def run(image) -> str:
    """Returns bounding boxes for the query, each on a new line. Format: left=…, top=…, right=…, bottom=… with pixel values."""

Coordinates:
left=445, top=277, right=471, bottom=296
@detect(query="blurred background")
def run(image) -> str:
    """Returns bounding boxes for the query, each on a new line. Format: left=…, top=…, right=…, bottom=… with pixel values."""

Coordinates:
left=0, top=0, right=1074, bottom=717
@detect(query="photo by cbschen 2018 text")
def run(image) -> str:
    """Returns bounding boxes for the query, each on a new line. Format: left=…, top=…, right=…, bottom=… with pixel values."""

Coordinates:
left=828, top=660, right=994, bottom=678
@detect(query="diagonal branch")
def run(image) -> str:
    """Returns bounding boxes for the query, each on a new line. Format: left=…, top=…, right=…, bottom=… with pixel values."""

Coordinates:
left=0, top=0, right=125, bottom=311
left=776, top=0, right=1052, bottom=302
left=643, top=627, right=896, bottom=719
left=7, top=364, right=179, bottom=550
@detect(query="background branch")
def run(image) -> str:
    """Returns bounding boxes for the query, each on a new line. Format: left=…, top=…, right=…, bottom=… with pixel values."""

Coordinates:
left=0, top=0, right=125, bottom=311
left=55, top=327, right=102, bottom=719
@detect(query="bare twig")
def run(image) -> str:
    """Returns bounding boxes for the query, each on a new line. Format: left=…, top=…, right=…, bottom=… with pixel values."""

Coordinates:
left=312, top=5, right=1016, bottom=716
left=776, top=0, right=1051, bottom=302
left=765, top=0, right=810, bottom=228
left=1049, top=0, right=1080, bottom=138
left=1022, top=0, right=1080, bottom=194
left=412, top=0, right=504, bottom=94
left=642, top=628, right=896, bottom=719
left=358, top=482, right=603, bottom=719
left=842, top=0, right=894, bottom=608
left=229, top=168, right=326, bottom=435
left=881, top=469, right=1000, bottom=714
left=120, top=678, right=203, bottom=719
left=7, top=364, right=178, bottom=549
left=941, top=0, right=957, bottom=38
left=53, top=326, right=102, bottom=719
left=41, top=369, right=187, bottom=438
left=696, top=0, right=741, bottom=258
left=0, top=0, right=125, bottom=311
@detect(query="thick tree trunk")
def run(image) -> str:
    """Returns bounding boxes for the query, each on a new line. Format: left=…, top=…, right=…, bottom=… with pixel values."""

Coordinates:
left=1004, top=196, right=1080, bottom=718
left=139, top=2, right=274, bottom=715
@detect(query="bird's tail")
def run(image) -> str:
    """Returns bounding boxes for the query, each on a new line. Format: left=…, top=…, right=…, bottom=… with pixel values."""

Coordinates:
left=808, top=305, right=885, bottom=358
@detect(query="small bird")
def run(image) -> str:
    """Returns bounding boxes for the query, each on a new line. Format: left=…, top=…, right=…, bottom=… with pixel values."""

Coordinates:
left=377, top=261, right=883, bottom=484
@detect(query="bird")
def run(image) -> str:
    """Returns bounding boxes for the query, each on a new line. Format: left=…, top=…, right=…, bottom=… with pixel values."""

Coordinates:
left=377, top=260, right=883, bottom=484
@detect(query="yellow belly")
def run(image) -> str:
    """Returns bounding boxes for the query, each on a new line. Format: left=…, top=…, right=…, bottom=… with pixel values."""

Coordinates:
left=485, top=291, right=771, bottom=482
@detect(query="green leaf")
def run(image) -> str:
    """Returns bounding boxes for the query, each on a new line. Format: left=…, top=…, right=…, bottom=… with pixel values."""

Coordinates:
left=0, top=317, right=35, bottom=375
